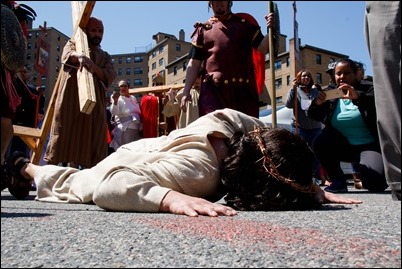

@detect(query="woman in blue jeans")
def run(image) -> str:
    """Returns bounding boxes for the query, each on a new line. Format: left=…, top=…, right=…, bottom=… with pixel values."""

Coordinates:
left=285, top=70, right=322, bottom=183
left=308, top=59, right=388, bottom=193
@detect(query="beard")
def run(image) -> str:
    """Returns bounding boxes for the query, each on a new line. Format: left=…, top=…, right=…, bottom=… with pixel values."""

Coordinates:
left=215, top=8, right=228, bottom=16
left=89, top=37, right=102, bottom=46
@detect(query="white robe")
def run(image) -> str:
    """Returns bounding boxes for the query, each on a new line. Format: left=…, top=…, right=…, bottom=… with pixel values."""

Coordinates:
left=34, top=108, right=265, bottom=212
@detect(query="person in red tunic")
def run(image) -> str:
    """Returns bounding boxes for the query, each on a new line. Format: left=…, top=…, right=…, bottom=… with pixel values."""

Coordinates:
left=180, top=1, right=276, bottom=118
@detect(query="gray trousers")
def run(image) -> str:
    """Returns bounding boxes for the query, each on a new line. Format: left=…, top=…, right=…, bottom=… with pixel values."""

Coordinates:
left=365, top=1, right=401, bottom=199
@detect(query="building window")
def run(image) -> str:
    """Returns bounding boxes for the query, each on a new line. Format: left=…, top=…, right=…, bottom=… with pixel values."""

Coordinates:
left=315, top=54, right=322, bottom=64
left=183, top=61, right=187, bottom=71
left=56, top=45, right=60, bottom=51
left=316, top=73, right=323, bottom=84
left=152, top=62, right=156, bottom=70
left=118, top=57, right=122, bottom=64
left=173, top=66, right=178, bottom=75
left=152, top=51, right=156, bottom=58
left=287, top=75, right=291, bottom=86
left=127, top=79, right=131, bottom=86
left=275, top=78, right=282, bottom=89
left=159, top=58, right=164, bottom=66
left=286, top=57, right=290, bottom=67
left=176, top=44, right=181, bottom=51
left=56, top=56, right=60, bottom=62
left=159, top=45, right=164, bottom=53
left=111, top=58, right=115, bottom=64
left=274, top=60, right=282, bottom=70
left=134, top=67, right=143, bottom=74
left=27, top=53, right=31, bottom=60
left=118, top=68, right=122, bottom=76
left=27, top=43, right=32, bottom=49
left=134, top=56, right=143, bottom=63
left=126, top=68, right=131, bottom=75
left=126, top=57, right=132, bottom=64
left=134, top=79, right=143, bottom=86
left=57, top=35, right=61, bottom=41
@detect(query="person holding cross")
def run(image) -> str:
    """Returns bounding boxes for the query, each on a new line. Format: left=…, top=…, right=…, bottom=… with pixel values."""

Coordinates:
left=44, top=17, right=116, bottom=169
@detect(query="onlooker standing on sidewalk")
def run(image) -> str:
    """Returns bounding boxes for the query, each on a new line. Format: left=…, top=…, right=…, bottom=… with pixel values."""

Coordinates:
left=110, top=80, right=142, bottom=151
left=324, top=61, right=337, bottom=90
left=105, top=94, right=115, bottom=155
left=365, top=1, right=401, bottom=201
left=162, top=72, right=201, bottom=129
left=354, top=61, right=372, bottom=85
left=285, top=69, right=322, bottom=184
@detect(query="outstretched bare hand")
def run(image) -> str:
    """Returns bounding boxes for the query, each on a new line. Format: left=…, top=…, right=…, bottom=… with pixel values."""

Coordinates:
left=312, top=184, right=363, bottom=204
left=160, top=190, right=237, bottom=217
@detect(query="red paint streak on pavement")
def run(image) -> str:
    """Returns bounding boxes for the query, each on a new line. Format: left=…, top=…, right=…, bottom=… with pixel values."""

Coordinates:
left=135, top=216, right=400, bottom=261
left=136, top=216, right=326, bottom=245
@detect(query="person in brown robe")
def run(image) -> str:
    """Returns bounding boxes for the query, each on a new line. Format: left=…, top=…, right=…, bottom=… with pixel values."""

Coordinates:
left=44, top=17, right=116, bottom=168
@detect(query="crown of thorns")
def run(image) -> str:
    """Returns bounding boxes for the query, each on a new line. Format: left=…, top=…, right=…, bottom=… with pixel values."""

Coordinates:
left=248, top=126, right=314, bottom=193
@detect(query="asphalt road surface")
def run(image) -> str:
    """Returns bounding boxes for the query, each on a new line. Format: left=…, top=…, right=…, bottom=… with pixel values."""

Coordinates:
left=1, top=185, right=401, bottom=268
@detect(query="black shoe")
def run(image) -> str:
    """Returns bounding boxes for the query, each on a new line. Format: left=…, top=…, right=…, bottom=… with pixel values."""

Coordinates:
left=7, top=151, right=32, bottom=200
left=324, top=181, right=348, bottom=193
left=1, top=164, right=11, bottom=191
left=30, top=182, right=37, bottom=191
left=392, top=190, right=401, bottom=201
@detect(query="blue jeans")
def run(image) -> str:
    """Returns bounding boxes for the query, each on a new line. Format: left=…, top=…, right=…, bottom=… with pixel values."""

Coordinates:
left=291, top=126, right=322, bottom=179
left=313, top=127, right=388, bottom=192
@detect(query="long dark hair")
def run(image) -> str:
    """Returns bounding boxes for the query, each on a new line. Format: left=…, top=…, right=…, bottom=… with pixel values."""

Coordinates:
left=221, top=127, right=318, bottom=211
left=294, top=69, right=314, bottom=90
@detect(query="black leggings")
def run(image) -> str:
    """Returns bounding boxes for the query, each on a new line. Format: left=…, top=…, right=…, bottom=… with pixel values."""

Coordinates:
left=314, top=128, right=388, bottom=192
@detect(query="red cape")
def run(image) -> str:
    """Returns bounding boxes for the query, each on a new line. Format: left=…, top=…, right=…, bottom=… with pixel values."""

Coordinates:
left=235, top=13, right=265, bottom=95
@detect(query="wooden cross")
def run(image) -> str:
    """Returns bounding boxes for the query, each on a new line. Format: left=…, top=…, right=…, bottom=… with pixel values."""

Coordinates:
left=13, top=1, right=97, bottom=164
left=71, top=1, right=97, bottom=114
left=129, top=83, right=185, bottom=95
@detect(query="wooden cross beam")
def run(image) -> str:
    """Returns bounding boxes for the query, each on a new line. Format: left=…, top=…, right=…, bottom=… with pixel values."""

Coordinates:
left=13, top=73, right=62, bottom=164
left=129, top=83, right=185, bottom=95
left=12, top=1, right=96, bottom=164
left=71, top=1, right=97, bottom=114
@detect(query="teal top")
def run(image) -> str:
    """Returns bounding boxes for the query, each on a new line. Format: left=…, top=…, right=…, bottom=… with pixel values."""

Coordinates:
left=331, top=99, right=375, bottom=145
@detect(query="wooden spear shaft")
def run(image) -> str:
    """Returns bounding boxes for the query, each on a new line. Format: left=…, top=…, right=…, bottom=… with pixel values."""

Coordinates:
left=268, top=1, right=277, bottom=128
left=293, top=0, right=299, bottom=135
